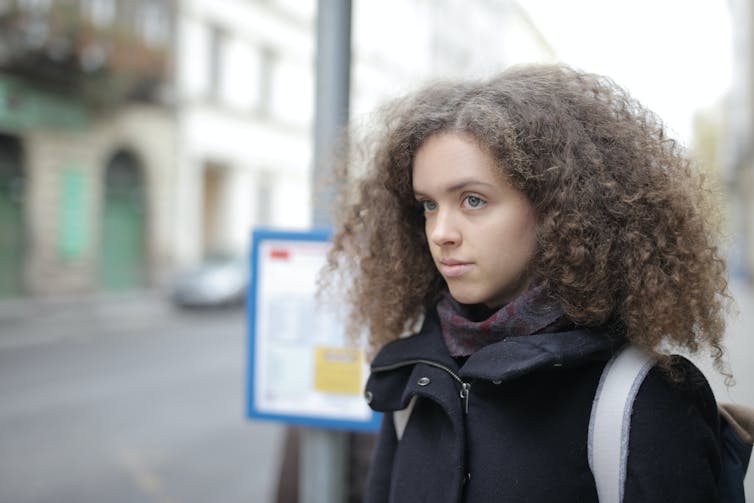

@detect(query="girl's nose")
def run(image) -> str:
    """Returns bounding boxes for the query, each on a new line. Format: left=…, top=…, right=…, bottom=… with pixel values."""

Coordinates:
left=429, top=209, right=461, bottom=247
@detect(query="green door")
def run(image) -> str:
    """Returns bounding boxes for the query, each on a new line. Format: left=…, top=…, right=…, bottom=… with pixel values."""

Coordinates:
left=0, top=136, right=25, bottom=297
left=100, top=152, right=146, bottom=290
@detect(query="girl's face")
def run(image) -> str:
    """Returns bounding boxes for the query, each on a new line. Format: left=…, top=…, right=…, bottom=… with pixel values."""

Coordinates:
left=412, top=133, right=537, bottom=307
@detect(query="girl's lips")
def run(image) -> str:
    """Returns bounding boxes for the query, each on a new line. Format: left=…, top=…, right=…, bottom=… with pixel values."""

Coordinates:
left=438, top=262, right=473, bottom=278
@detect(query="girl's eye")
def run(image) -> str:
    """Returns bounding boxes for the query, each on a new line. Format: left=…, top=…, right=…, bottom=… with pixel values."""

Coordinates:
left=421, top=200, right=438, bottom=212
left=463, top=195, right=486, bottom=209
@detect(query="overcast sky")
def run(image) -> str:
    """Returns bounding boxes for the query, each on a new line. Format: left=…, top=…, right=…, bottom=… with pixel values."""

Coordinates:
left=519, top=0, right=733, bottom=144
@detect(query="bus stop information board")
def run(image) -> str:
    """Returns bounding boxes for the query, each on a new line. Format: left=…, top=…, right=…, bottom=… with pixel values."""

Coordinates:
left=246, top=229, right=380, bottom=431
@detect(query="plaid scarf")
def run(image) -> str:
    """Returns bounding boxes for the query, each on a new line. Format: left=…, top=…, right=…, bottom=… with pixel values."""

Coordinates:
left=437, top=285, right=570, bottom=357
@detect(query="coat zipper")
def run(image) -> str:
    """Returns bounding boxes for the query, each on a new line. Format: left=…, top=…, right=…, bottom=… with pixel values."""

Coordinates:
left=372, top=359, right=472, bottom=414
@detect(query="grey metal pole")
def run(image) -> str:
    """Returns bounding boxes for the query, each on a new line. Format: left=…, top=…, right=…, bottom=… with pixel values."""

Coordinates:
left=302, top=1, right=352, bottom=502
left=300, top=428, right=348, bottom=503
left=311, top=0, right=352, bottom=228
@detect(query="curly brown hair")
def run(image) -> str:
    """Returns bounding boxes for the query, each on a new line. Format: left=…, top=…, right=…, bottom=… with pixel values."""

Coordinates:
left=324, top=64, right=731, bottom=371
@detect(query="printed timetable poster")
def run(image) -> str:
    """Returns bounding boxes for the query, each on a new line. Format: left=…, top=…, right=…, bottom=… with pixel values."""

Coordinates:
left=246, top=229, right=381, bottom=431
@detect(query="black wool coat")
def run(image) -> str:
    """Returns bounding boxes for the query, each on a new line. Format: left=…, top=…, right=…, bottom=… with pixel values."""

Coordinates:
left=363, top=309, right=722, bottom=503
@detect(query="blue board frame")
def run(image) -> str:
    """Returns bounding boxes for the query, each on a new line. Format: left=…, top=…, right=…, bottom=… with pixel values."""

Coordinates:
left=246, top=228, right=381, bottom=432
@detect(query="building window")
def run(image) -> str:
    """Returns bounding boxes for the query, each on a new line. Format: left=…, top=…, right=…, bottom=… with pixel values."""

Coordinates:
left=17, top=0, right=51, bottom=13
left=255, top=171, right=272, bottom=226
left=81, top=0, right=116, bottom=28
left=0, top=0, right=13, bottom=15
left=208, top=24, right=224, bottom=102
left=135, top=0, right=169, bottom=48
left=257, top=45, right=276, bottom=117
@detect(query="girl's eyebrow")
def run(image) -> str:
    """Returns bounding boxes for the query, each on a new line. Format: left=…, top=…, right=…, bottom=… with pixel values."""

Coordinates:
left=413, top=179, right=496, bottom=197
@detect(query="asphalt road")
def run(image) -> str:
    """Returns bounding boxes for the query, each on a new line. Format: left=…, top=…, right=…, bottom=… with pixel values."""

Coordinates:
left=0, top=294, right=285, bottom=503
left=1, top=280, right=752, bottom=501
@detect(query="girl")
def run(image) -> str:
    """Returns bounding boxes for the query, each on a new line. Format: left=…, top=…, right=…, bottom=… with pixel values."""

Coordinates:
left=324, top=64, right=738, bottom=502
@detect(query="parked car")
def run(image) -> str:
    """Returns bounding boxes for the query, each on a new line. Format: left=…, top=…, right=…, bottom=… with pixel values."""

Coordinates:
left=170, top=255, right=248, bottom=308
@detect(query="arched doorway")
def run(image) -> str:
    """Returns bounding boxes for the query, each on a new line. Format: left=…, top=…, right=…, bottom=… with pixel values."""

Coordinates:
left=0, top=135, right=25, bottom=297
left=99, top=150, right=147, bottom=290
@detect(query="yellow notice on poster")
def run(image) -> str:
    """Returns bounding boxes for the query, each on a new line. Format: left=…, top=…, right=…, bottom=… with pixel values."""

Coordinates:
left=313, top=346, right=363, bottom=395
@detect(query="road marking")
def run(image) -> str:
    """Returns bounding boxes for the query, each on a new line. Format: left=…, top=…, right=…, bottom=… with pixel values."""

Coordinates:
left=119, top=448, right=177, bottom=503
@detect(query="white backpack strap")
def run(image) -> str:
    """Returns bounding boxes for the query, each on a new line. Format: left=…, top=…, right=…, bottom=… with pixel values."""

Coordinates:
left=588, top=344, right=656, bottom=503
left=393, top=395, right=417, bottom=441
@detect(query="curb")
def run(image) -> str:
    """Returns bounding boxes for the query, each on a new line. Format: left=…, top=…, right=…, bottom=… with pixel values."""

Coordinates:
left=0, top=289, right=172, bottom=325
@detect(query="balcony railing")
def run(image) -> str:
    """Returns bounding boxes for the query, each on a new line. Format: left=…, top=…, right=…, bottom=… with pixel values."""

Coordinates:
left=0, top=0, right=174, bottom=107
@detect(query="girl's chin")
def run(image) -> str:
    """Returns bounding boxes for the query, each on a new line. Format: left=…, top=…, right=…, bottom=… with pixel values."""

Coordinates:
left=447, top=289, right=487, bottom=306
left=448, top=283, right=530, bottom=308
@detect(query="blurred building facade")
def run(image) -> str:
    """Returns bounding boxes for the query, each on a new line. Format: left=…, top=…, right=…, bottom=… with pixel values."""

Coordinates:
left=351, top=0, right=554, bottom=118
left=172, top=0, right=316, bottom=267
left=0, top=0, right=176, bottom=297
left=726, top=0, right=754, bottom=281
left=0, top=0, right=553, bottom=299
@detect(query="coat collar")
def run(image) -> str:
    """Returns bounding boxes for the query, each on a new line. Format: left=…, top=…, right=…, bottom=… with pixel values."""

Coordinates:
left=370, top=309, right=459, bottom=372
left=370, top=308, right=624, bottom=384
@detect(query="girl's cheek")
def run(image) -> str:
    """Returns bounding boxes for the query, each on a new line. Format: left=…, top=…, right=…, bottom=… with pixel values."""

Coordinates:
left=515, top=205, right=537, bottom=238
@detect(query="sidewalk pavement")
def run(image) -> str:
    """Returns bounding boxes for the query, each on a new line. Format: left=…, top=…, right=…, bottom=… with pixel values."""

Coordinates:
left=0, top=289, right=174, bottom=323
left=0, top=289, right=182, bottom=349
